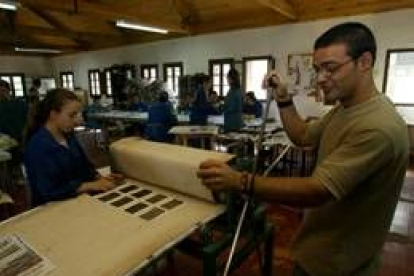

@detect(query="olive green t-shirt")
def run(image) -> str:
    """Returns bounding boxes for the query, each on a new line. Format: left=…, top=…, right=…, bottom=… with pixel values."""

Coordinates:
left=291, top=93, right=409, bottom=276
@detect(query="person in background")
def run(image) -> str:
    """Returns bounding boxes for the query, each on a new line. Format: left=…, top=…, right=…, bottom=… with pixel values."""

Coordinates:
left=0, top=80, right=28, bottom=145
left=197, top=22, right=409, bottom=276
left=24, top=88, right=121, bottom=206
left=83, top=96, right=106, bottom=129
left=190, top=74, right=212, bottom=125
left=223, top=68, right=243, bottom=132
left=127, top=93, right=148, bottom=112
left=28, top=78, right=41, bottom=104
left=243, top=91, right=263, bottom=118
left=125, top=93, right=148, bottom=135
left=207, top=90, right=223, bottom=115
left=145, top=91, right=177, bottom=142
left=0, top=79, right=11, bottom=102
left=177, top=94, right=193, bottom=114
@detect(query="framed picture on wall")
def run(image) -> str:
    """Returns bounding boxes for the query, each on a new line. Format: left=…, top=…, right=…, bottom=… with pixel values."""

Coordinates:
left=287, top=53, right=324, bottom=103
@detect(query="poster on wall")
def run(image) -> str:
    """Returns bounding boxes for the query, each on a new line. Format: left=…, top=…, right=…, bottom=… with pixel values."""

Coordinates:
left=287, top=53, right=324, bottom=103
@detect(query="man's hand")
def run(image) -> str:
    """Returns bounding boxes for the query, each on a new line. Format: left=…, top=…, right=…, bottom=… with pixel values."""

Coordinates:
left=197, top=159, right=241, bottom=192
left=262, top=71, right=291, bottom=103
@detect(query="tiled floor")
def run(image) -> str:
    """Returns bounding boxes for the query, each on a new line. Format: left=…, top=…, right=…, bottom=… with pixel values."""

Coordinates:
left=2, top=132, right=414, bottom=275
left=378, top=167, right=414, bottom=276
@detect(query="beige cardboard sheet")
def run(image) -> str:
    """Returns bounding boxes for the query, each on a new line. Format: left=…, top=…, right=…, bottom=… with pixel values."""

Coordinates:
left=0, top=188, right=224, bottom=276
left=110, top=137, right=233, bottom=202
left=0, top=138, right=233, bottom=275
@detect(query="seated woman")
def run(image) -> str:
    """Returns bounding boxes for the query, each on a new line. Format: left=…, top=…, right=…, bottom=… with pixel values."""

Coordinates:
left=243, top=91, right=263, bottom=118
left=145, top=91, right=177, bottom=142
left=24, top=88, right=121, bottom=206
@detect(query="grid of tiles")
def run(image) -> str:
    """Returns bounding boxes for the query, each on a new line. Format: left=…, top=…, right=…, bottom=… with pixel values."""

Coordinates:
left=96, top=182, right=183, bottom=221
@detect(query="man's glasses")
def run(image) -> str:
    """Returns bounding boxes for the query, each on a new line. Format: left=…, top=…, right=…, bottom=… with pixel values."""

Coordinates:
left=313, top=58, right=354, bottom=77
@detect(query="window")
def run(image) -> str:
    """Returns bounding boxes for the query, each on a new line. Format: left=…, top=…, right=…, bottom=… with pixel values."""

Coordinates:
left=243, top=56, right=275, bottom=100
left=383, top=49, right=414, bottom=105
left=163, top=62, right=183, bottom=97
left=0, top=73, right=26, bottom=97
left=60, top=71, right=75, bottom=90
left=209, top=58, right=234, bottom=96
left=141, top=64, right=158, bottom=82
left=104, top=69, right=112, bottom=97
left=88, top=69, right=101, bottom=97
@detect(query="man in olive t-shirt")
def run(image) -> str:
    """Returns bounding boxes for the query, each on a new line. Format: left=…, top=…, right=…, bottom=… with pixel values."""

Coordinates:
left=197, top=22, right=409, bottom=276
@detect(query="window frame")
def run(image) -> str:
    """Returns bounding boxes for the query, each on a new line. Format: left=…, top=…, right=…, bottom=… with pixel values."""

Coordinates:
left=163, top=62, right=183, bottom=98
left=88, top=69, right=102, bottom=98
left=383, top=48, right=414, bottom=106
left=60, top=71, right=75, bottom=90
left=0, top=73, right=26, bottom=98
left=140, top=64, right=158, bottom=82
left=103, top=68, right=113, bottom=97
left=242, top=55, right=275, bottom=100
left=209, top=58, right=235, bottom=96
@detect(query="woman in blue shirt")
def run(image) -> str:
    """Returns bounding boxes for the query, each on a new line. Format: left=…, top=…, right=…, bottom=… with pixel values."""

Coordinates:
left=190, top=74, right=212, bottom=125
left=223, top=68, right=243, bottom=132
left=24, top=89, right=120, bottom=206
left=145, top=91, right=177, bottom=142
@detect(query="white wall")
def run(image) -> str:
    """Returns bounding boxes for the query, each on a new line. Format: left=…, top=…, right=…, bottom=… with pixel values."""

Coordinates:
left=0, top=55, right=52, bottom=77
left=50, top=9, right=414, bottom=118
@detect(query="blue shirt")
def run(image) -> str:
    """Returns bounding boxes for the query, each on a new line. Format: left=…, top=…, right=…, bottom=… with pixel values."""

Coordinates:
left=243, top=101, right=263, bottom=118
left=223, top=88, right=243, bottom=132
left=145, top=102, right=177, bottom=142
left=24, top=127, right=97, bottom=206
left=190, top=86, right=210, bottom=125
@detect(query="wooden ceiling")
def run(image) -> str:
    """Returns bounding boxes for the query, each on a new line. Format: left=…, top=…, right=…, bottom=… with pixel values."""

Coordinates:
left=1, top=0, right=414, bottom=56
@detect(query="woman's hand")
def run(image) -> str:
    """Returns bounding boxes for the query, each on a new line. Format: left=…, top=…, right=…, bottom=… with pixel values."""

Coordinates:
left=78, top=177, right=118, bottom=194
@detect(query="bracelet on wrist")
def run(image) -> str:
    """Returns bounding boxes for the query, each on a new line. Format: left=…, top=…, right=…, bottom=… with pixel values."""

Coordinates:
left=239, top=172, right=255, bottom=196
left=276, top=99, right=293, bottom=109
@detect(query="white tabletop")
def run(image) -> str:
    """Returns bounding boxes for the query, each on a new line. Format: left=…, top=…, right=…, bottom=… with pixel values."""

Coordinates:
left=169, top=125, right=219, bottom=135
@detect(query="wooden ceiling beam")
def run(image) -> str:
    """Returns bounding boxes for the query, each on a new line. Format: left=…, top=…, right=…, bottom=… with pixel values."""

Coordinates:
left=13, top=25, right=120, bottom=40
left=20, top=0, right=189, bottom=34
left=24, top=3, right=91, bottom=50
left=256, top=0, right=298, bottom=20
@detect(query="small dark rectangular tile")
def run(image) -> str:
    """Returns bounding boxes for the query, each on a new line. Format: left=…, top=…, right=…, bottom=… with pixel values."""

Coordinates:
left=132, top=189, right=152, bottom=198
left=147, top=194, right=167, bottom=203
left=119, top=185, right=139, bottom=193
left=161, top=199, right=183, bottom=210
left=111, top=197, right=133, bottom=207
left=125, top=202, right=148, bottom=214
left=140, top=207, right=164, bottom=220
left=99, top=192, right=120, bottom=202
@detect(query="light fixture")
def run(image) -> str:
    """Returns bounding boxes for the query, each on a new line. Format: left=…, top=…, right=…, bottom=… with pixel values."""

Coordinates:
left=115, top=19, right=168, bottom=34
left=14, top=47, right=62, bottom=54
left=0, top=0, right=18, bottom=11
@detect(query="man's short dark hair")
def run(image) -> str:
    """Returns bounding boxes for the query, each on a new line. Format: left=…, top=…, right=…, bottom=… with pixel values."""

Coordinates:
left=314, top=22, right=377, bottom=64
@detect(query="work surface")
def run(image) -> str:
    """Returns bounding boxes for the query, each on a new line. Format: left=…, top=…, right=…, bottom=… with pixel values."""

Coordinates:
left=0, top=179, right=224, bottom=276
